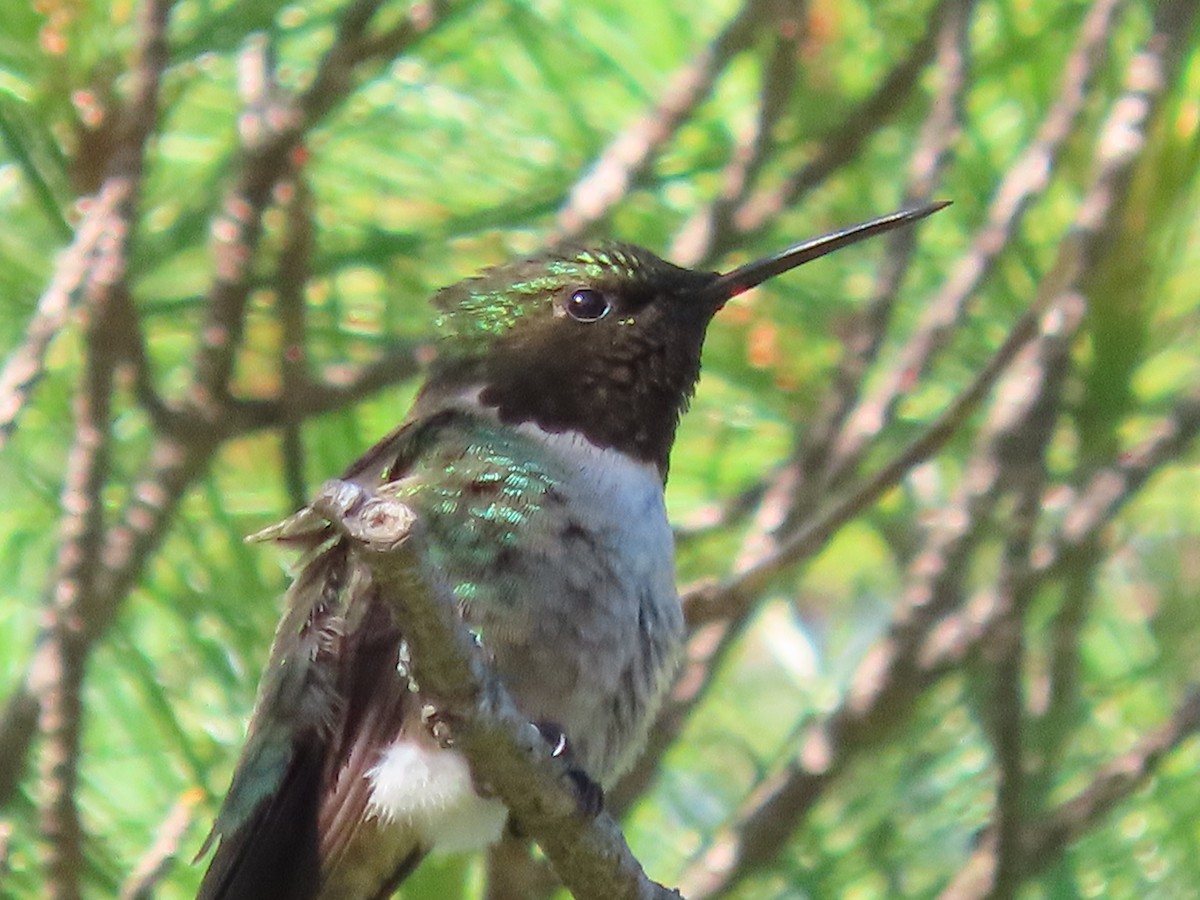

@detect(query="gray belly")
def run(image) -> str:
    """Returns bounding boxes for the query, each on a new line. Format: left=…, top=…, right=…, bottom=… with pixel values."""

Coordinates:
left=436, top=428, right=685, bottom=784
left=483, top=551, right=682, bottom=784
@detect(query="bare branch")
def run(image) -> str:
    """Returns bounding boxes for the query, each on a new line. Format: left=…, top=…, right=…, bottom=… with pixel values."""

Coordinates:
left=33, top=3, right=174, bottom=895
left=119, top=789, right=204, bottom=900
left=311, top=480, right=682, bottom=900
left=1, top=0, right=454, bottom=816
left=938, top=690, right=1200, bottom=900
left=644, top=14, right=972, bottom=760
left=0, top=0, right=172, bottom=449
left=668, top=5, right=804, bottom=267
left=918, top=389, right=1200, bottom=674
left=677, top=284, right=1082, bottom=899
left=276, top=172, right=315, bottom=509
left=0, top=193, right=118, bottom=451
left=683, top=284, right=1041, bottom=629
left=671, top=0, right=1196, bottom=874
left=552, top=0, right=775, bottom=242
left=0, top=347, right=427, bottom=809
left=35, top=641, right=85, bottom=900
left=791, top=0, right=971, bottom=511
left=726, top=0, right=954, bottom=247
left=982, top=283, right=1085, bottom=897
left=827, top=0, right=1129, bottom=487
left=190, top=0, right=455, bottom=408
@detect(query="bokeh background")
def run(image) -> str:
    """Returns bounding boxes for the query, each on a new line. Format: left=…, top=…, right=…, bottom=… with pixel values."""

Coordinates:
left=2, top=0, right=1199, bottom=897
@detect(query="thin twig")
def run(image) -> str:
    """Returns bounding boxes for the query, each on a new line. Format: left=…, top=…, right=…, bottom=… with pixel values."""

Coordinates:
left=672, top=5, right=1192, bottom=872
left=790, top=0, right=972, bottom=517
left=671, top=0, right=970, bottom=620
left=220, top=345, right=426, bottom=434
left=0, top=194, right=117, bottom=450
left=1, top=0, right=458, bottom=813
left=276, top=171, right=315, bottom=510
left=918, top=390, right=1200, bottom=675
left=119, top=789, right=204, bottom=900
left=34, top=2, right=173, bottom=895
left=984, top=285, right=1085, bottom=897
left=552, top=0, right=775, bottom=242
left=682, top=286, right=1042, bottom=629
left=0, top=0, right=172, bottom=450
left=625, top=170, right=1027, bottom=811
left=2, top=435, right=211, bottom=812
left=726, top=0, right=955, bottom=247
left=938, top=689, right=1200, bottom=900
left=1023, top=689, right=1200, bottom=867
left=827, top=0, right=1128, bottom=488
left=676, top=288, right=1079, bottom=899
left=711, top=0, right=971, bottom=586
left=190, top=0, right=452, bottom=408
left=668, top=4, right=805, bottom=266
left=0, top=341, right=430, bottom=810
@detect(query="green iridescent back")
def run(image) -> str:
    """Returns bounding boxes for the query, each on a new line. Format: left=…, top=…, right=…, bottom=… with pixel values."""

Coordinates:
left=384, top=415, right=567, bottom=611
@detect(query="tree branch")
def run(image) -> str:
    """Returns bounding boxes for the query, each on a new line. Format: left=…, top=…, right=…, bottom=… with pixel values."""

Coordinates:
left=827, top=0, right=1128, bottom=487
left=670, top=9, right=1198, bottom=867
left=682, top=278, right=1042, bottom=629
left=311, top=479, right=681, bottom=900
left=189, top=0, right=455, bottom=408
left=0, top=0, right=172, bottom=450
left=787, top=0, right=971, bottom=516
left=725, top=0, right=955, bottom=250
left=118, top=788, right=203, bottom=900
left=667, top=2, right=805, bottom=267
left=33, top=3, right=173, bottom=895
left=938, top=689, right=1200, bottom=900
left=552, top=0, right=776, bottom=242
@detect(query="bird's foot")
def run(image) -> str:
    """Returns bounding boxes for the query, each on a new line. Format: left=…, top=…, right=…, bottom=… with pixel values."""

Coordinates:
left=420, top=702, right=459, bottom=749
left=533, top=721, right=605, bottom=819
left=564, top=768, right=605, bottom=819
left=533, top=720, right=570, bottom=759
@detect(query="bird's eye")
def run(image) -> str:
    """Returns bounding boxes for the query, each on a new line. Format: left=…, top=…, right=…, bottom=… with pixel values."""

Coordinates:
left=565, top=288, right=610, bottom=322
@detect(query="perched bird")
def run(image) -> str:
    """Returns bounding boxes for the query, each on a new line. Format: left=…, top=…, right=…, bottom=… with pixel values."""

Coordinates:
left=197, top=202, right=946, bottom=899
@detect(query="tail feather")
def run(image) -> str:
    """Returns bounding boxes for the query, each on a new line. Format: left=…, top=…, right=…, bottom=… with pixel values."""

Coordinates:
left=198, top=580, right=428, bottom=899
left=197, top=734, right=325, bottom=900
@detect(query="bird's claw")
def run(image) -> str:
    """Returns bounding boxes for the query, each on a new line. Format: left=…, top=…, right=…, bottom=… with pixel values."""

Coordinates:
left=533, top=720, right=570, bottom=758
left=421, top=702, right=460, bottom=749
left=533, top=721, right=604, bottom=819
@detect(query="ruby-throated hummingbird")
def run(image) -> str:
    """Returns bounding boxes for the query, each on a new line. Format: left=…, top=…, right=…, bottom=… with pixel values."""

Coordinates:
left=196, top=202, right=946, bottom=899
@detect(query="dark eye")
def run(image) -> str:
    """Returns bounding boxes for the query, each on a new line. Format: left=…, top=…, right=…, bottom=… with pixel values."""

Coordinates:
left=565, top=288, right=610, bottom=322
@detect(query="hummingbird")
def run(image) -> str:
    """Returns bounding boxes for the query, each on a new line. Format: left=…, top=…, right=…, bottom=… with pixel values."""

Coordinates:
left=196, top=202, right=946, bottom=899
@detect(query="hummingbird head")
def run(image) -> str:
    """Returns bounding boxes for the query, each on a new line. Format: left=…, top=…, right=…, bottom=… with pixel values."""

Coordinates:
left=421, top=203, right=948, bottom=477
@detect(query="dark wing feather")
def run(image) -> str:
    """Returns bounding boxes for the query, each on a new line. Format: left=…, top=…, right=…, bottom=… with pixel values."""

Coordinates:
left=196, top=732, right=324, bottom=900
left=317, top=598, right=421, bottom=886
left=197, top=540, right=347, bottom=900
left=197, top=416, right=460, bottom=899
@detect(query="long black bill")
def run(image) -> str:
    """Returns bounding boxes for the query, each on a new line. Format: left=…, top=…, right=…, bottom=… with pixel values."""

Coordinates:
left=699, top=200, right=951, bottom=308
